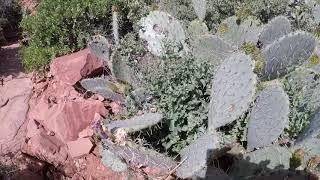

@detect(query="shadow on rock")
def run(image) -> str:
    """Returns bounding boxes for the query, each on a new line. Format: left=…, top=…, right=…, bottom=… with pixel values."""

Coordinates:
left=194, top=148, right=319, bottom=180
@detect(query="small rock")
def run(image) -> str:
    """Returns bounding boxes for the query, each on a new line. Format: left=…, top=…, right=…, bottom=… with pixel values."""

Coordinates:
left=78, top=128, right=94, bottom=138
left=67, top=138, right=94, bottom=158
left=110, top=102, right=121, bottom=114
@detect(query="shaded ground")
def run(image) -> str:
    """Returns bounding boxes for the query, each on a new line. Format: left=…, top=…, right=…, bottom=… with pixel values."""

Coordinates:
left=0, top=41, right=24, bottom=78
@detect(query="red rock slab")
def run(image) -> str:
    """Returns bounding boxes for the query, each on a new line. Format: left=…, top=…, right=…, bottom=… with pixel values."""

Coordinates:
left=49, top=48, right=104, bottom=85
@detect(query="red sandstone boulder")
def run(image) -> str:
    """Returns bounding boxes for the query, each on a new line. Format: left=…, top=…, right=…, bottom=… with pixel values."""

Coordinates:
left=0, top=78, right=32, bottom=155
left=49, top=48, right=104, bottom=85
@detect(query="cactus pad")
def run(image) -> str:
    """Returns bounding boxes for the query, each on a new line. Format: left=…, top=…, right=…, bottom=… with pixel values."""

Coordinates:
left=307, top=0, right=320, bottom=24
left=130, top=88, right=152, bottom=106
left=80, top=78, right=123, bottom=102
left=187, top=20, right=209, bottom=40
left=106, top=113, right=162, bottom=133
left=217, top=16, right=262, bottom=47
left=192, top=0, right=206, bottom=21
left=260, top=31, right=316, bottom=80
left=102, top=139, right=177, bottom=177
left=99, top=143, right=128, bottom=172
left=208, top=52, right=256, bottom=129
left=112, top=52, right=142, bottom=89
left=139, top=11, right=186, bottom=56
left=258, top=16, right=292, bottom=48
left=247, top=85, right=290, bottom=151
left=176, top=132, right=220, bottom=179
left=88, top=35, right=110, bottom=61
left=192, top=35, right=235, bottom=66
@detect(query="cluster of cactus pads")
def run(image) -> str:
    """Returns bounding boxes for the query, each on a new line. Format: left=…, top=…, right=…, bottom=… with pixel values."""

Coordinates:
left=79, top=1, right=320, bottom=178
left=177, top=7, right=320, bottom=180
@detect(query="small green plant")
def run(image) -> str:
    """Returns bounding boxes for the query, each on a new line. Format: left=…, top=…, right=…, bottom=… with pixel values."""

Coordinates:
left=235, top=4, right=253, bottom=22
left=283, top=70, right=316, bottom=139
left=309, top=54, right=320, bottom=66
left=216, top=23, right=228, bottom=35
left=290, top=149, right=304, bottom=169
left=144, top=51, right=213, bottom=153
left=240, top=42, right=264, bottom=74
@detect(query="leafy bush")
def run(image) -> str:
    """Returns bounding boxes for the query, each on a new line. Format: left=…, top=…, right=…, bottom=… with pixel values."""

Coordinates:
left=20, top=0, right=150, bottom=71
left=283, top=70, right=320, bottom=138
left=144, top=51, right=213, bottom=153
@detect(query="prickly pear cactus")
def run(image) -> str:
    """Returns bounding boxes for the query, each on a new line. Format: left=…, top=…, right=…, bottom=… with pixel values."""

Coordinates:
left=258, top=16, right=292, bottom=48
left=102, top=139, right=177, bottom=177
left=187, top=20, right=209, bottom=40
left=306, top=0, right=320, bottom=24
left=88, top=35, right=110, bottom=61
left=106, top=113, right=162, bottom=133
left=231, top=145, right=292, bottom=179
left=313, top=4, right=320, bottom=24
left=139, top=11, right=186, bottom=56
left=217, top=16, right=262, bottom=47
left=192, top=0, right=206, bottom=21
left=208, top=52, right=256, bottom=129
left=130, top=88, right=152, bottom=106
left=247, top=84, right=290, bottom=151
left=260, top=31, right=316, bottom=80
left=112, top=52, right=142, bottom=89
left=99, top=143, right=128, bottom=172
left=192, top=35, right=235, bottom=66
left=80, top=78, right=123, bottom=102
left=176, top=132, right=220, bottom=179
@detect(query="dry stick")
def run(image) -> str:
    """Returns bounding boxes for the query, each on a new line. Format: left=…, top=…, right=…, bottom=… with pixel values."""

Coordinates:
left=161, top=156, right=188, bottom=180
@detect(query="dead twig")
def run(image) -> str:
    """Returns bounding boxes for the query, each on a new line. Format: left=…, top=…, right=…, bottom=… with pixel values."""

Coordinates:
left=161, top=156, right=188, bottom=180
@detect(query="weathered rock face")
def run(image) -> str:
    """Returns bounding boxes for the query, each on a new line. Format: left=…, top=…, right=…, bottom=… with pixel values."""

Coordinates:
left=27, top=81, right=107, bottom=142
left=0, top=48, right=142, bottom=179
left=0, top=78, right=32, bottom=155
left=22, top=127, right=69, bottom=167
left=49, top=48, right=104, bottom=85
left=19, top=49, right=114, bottom=178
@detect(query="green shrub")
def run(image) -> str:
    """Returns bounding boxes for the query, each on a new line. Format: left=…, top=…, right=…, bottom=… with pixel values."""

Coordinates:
left=144, top=51, right=213, bottom=154
left=20, top=0, right=150, bottom=71
left=283, top=70, right=318, bottom=139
